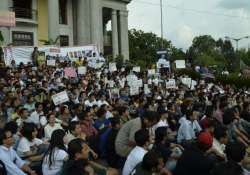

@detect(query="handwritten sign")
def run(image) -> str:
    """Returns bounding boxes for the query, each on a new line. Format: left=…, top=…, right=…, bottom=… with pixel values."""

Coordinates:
left=109, top=63, right=117, bottom=72
left=133, top=66, right=140, bottom=72
left=47, top=59, right=56, bottom=66
left=175, top=60, right=186, bottom=69
left=64, top=67, right=77, bottom=77
left=166, top=79, right=176, bottom=89
left=78, top=66, right=87, bottom=75
left=52, top=91, right=69, bottom=105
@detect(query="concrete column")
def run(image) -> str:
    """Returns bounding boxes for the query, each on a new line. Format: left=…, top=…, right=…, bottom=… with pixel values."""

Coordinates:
left=48, top=0, right=60, bottom=42
left=119, top=10, right=129, bottom=60
left=90, top=0, right=103, bottom=53
left=112, top=10, right=119, bottom=59
left=0, top=0, right=11, bottom=45
left=76, top=0, right=90, bottom=45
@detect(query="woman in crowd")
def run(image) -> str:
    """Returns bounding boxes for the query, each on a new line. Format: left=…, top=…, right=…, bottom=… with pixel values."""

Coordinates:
left=42, top=129, right=68, bottom=175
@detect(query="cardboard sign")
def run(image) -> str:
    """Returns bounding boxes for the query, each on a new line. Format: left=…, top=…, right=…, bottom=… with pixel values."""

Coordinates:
left=157, top=59, right=170, bottom=68
left=109, top=63, right=117, bottom=72
left=133, top=66, right=140, bottom=72
left=175, top=60, right=186, bottom=69
left=64, top=67, right=77, bottom=78
left=191, top=80, right=197, bottom=90
left=130, top=86, right=139, bottom=96
left=126, top=74, right=137, bottom=82
left=166, top=79, right=176, bottom=89
left=148, top=69, right=156, bottom=75
left=78, top=66, right=87, bottom=75
left=144, top=84, right=151, bottom=95
left=47, top=59, right=56, bottom=66
left=52, top=91, right=69, bottom=105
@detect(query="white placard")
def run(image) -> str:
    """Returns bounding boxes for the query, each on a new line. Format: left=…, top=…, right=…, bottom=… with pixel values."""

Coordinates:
left=144, top=84, right=151, bottom=95
left=157, top=59, right=170, bottom=68
left=133, top=66, right=140, bottom=72
left=32, top=67, right=37, bottom=71
left=47, top=59, right=56, bottom=66
left=78, top=66, right=87, bottom=75
left=175, top=60, right=186, bottom=69
left=126, top=74, right=137, bottom=82
left=191, top=80, right=197, bottom=90
left=166, top=79, right=176, bottom=89
left=181, top=78, right=192, bottom=88
left=148, top=69, right=156, bottom=75
left=51, top=91, right=69, bottom=105
left=109, top=63, right=117, bottom=72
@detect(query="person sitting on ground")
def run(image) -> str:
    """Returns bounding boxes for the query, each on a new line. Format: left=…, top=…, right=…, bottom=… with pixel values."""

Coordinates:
left=115, top=111, right=159, bottom=158
left=122, top=129, right=150, bottom=175
left=42, top=129, right=68, bottom=175
left=44, top=112, right=63, bottom=141
left=0, top=129, right=37, bottom=175
left=65, top=121, right=86, bottom=144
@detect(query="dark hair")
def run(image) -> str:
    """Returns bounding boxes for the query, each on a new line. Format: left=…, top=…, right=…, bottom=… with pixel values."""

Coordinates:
left=214, top=127, right=228, bottom=141
left=109, top=117, right=120, bottom=128
left=155, top=127, right=168, bottom=145
left=134, top=129, right=149, bottom=147
left=142, top=111, right=160, bottom=123
left=223, top=108, right=235, bottom=125
left=35, top=102, right=42, bottom=109
left=225, top=142, right=246, bottom=163
left=0, top=129, right=8, bottom=145
left=205, top=106, right=214, bottom=118
left=63, top=159, right=89, bottom=175
left=4, top=121, right=18, bottom=135
left=211, top=161, right=243, bottom=175
left=68, top=138, right=86, bottom=160
left=117, top=106, right=128, bottom=116
left=44, top=129, right=66, bottom=168
left=141, top=150, right=159, bottom=172
left=69, top=121, right=80, bottom=133
left=19, top=108, right=28, bottom=115
left=96, top=108, right=106, bottom=119
left=21, top=123, right=36, bottom=142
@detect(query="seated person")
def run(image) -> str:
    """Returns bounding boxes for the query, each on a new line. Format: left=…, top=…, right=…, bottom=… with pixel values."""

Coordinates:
left=0, top=129, right=37, bottom=175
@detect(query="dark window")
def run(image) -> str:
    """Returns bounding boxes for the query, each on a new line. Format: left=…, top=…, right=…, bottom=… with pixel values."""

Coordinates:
left=59, top=0, right=67, bottom=24
left=13, top=0, right=32, bottom=19
left=12, top=31, right=33, bottom=46
left=60, top=35, right=69, bottom=46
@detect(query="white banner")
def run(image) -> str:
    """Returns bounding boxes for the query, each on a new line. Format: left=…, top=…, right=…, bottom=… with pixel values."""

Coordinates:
left=3, top=45, right=100, bottom=66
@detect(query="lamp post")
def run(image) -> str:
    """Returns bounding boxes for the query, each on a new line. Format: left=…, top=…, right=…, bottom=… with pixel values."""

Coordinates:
left=160, top=0, right=163, bottom=49
left=225, top=36, right=249, bottom=70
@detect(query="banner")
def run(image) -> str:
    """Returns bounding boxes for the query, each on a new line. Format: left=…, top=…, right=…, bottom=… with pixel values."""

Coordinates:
left=3, top=45, right=100, bottom=66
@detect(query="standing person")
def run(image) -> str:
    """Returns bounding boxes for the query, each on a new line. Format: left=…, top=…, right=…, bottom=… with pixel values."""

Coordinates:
left=0, top=129, right=37, bottom=175
left=31, top=47, right=39, bottom=66
left=42, top=129, right=68, bottom=175
left=115, top=111, right=159, bottom=158
left=122, top=129, right=150, bottom=175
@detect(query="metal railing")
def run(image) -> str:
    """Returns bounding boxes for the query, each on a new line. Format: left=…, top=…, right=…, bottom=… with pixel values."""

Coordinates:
left=9, top=7, right=37, bottom=21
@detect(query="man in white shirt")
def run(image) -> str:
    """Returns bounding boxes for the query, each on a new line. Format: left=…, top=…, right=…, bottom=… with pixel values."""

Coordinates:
left=84, top=94, right=97, bottom=107
left=0, top=129, right=36, bottom=175
left=97, top=95, right=109, bottom=107
left=26, top=102, right=46, bottom=127
left=16, top=108, right=29, bottom=128
left=122, top=129, right=150, bottom=175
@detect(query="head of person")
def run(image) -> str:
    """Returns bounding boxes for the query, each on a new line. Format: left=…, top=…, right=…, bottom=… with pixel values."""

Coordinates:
left=205, top=105, right=214, bottom=119
left=141, top=150, right=159, bottom=173
left=134, top=129, right=150, bottom=148
left=118, top=106, right=129, bottom=117
left=142, top=111, right=160, bottom=128
left=223, top=108, right=235, bottom=125
left=35, top=102, right=43, bottom=112
left=214, top=126, right=228, bottom=145
left=0, top=129, right=14, bottom=148
left=47, top=112, right=56, bottom=125
left=21, top=123, right=37, bottom=142
left=155, top=127, right=168, bottom=145
left=89, top=94, right=95, bottom=102
left=46, top=129, right=67, bottom=167
left=68, top=138, right=90, bottom=161
left=27, top=94, right=34, bottom=103
left=225, top=142, right=246, bottom=163
left=4, top=121, right=18, bottom=135
left=96, top=107, right=106, bottom=119
left=61, top=105, right=70, bottom=115
left=19, top=108, right=29, bottom=119
left=110, top=117, right=121, bottom=130
left=197, top=132, right=213, bottom=152
left=69, top=121, right=81, bottom=136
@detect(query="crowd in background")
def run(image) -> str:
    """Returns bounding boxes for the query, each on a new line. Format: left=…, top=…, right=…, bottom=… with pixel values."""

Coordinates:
left=0, top=53, right=250, bottom=175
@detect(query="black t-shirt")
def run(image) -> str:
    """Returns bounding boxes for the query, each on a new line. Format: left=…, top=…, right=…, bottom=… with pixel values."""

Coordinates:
left=174, top=145, right=214, bottom=175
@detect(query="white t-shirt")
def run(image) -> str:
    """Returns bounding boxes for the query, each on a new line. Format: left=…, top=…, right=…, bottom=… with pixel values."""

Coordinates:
left=17, top=137, right=43, bottom=157
left=42, top=148, right=68, bottom=175
left=122, top=146, right=147, bottom=175
left=44, top=123, right=63, bottom=140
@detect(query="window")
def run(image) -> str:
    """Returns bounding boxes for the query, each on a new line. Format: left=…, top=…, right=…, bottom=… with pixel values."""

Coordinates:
left=13, top=0, right=32, bottom=19
left=12, top=31, right=33, bottom=46
left=59, top=0, right=67, bottom=24
left=60, top=35, right=69, bottom=46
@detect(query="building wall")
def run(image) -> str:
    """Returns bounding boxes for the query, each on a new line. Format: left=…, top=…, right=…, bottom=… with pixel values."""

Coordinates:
left=59, top=0, right=74, bottom=46
left=37, top=0, right=48, bottom=46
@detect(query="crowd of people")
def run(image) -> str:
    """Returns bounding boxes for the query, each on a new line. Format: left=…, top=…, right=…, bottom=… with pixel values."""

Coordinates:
left=0, top=53, right=250, bottom=175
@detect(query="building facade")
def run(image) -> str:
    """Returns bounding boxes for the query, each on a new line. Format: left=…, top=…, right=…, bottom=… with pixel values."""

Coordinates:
left=0, top=0, right=131, bottom=60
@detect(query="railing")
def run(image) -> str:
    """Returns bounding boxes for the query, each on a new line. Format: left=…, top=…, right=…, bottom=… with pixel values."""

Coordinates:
left=9, top=7, right=37, bottom=21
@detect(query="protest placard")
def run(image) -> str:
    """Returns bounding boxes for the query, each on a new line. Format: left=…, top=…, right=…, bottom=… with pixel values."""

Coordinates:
left=47, top=59, right=56, bottom=66
left=64, top=67, right=77, bottom=77
left=175, top=60, right=186, bottom=69
left=148, top=69, right=156, bottom=75
left=78, top=66, right=87, bottom=75
left=166, top=79, right=176, bottom=89
left=181, top=77, right=192, bottom=88
left=144, top=84, right=151, bottom=95
left=130, top=86, right=139, bottom=96
left=109, top=63, right=117, bottom=72
left=52, top=91, right=69, bottom=105
left=133, top=66, right=140, bottom=72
